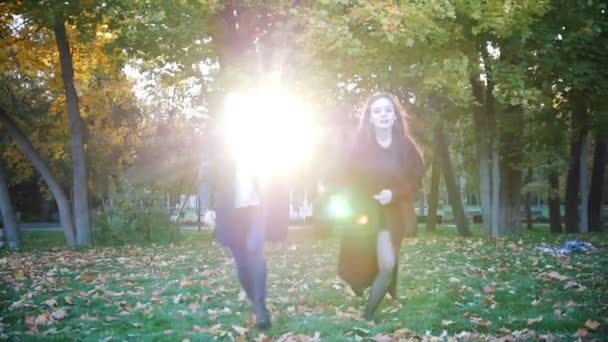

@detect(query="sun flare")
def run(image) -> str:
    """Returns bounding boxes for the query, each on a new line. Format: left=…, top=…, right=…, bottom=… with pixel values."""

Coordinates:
left=222, top=87, right=319, bottom=180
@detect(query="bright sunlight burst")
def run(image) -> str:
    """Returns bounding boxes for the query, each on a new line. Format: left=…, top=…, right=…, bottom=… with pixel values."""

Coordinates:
left=221, top=87, right=319, bottom=181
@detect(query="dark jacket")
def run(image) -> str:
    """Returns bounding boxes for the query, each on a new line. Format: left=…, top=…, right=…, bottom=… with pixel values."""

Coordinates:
left=337, top=133, right=424, bottom=296
left=199, top=128, right=289, bottom=249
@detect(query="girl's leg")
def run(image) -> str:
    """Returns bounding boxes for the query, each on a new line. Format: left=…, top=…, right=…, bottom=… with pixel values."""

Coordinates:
left=363, top=230, right=395, bottom=321
left=229, top=207, right=270, bottom=328
left=246, top=207, right=267, bottom=301
left=246, top=206, right=270, bottom=328
left=230, top=246, right=254, bottom=301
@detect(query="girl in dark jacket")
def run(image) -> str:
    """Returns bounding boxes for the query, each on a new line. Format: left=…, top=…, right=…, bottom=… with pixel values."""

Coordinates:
left=199, top=123, right=289, bottom=329
left=337, top=92, right=424, bottom=321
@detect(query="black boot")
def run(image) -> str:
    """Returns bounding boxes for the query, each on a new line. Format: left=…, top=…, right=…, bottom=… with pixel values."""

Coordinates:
left=363, top=270, right=392, bottom=321
left=253, top=297, right=271, bottom=329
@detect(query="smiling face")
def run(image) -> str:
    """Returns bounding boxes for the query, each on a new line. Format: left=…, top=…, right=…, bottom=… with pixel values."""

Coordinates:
left=369, top=97, right=397, bottom=129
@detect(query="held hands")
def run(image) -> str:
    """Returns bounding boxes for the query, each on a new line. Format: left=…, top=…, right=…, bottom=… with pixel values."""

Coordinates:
left=373, top=189, right=392, bottom=205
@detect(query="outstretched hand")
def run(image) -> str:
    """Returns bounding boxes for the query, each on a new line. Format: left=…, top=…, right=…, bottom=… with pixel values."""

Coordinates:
left=373, top=189, right=392, bottom=205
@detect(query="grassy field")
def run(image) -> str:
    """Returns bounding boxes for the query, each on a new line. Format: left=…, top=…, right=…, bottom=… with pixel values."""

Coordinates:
left=1, top=225, right=607, bottom=341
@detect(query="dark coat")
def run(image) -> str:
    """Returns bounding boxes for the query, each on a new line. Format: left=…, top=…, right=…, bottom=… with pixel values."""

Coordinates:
left=199, top=129, right=289, bottom=250
left=336, top=133, right=424, bottom=296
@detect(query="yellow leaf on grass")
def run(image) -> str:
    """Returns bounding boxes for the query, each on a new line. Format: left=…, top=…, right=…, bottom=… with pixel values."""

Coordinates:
left=81, top=273, right=96, bottom=283
left=14, top=271, right=25, bottom=281
left=35, top=313, right=51, bottom=325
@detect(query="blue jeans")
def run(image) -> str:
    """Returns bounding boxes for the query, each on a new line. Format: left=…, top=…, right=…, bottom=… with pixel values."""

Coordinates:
left=229, top=206, right=267, bottom=301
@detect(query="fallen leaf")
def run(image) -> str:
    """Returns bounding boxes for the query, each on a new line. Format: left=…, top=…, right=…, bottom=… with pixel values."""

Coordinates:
left=585, top=319, right=601, bottom=330
left=51, top=309, right=67, bottom=320
left=14, top=270, right=25, bottom=281
left=576, top=328, right=588, bottom=337
left=35, top=313, right=51, bottom=325
left=527, top=316, right=543, bottom=325
left=539, top=334, right=557, bottom=342
left=189, top=303, right=200, bottom=313
left=498, top=327, right=512, bottom=335
left=24, top=315, right=38, bottom=333
left=471, top=318, right=492, bottom=328
left=43, top=299, right=58, bottom=308
left=232, top=325, right=248, bottom=335
left=554, top=308, right=566, bottom=318
left=352, top=327, right=370, bottom=335
left=81, top=273, right=96, bottom=283
left=563, top=281, right=586, bottom=291
left=483, top=285, right=495, bottom=294
left=544, top=271, right=568, bottom=281
left=441, top=320, right=455, bottom=327
left=80, top=314, right=99, bottom=321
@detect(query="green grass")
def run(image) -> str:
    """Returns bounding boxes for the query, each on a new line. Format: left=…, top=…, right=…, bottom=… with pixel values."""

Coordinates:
left=1, top=225, right=607, bottom=341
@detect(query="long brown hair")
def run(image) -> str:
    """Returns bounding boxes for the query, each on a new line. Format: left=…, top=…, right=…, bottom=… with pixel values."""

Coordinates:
left=357, top=92, right=412, bottom=145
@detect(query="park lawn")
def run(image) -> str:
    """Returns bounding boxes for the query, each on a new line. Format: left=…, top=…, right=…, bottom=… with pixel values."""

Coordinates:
left=1, top=226, right=607, bottom=341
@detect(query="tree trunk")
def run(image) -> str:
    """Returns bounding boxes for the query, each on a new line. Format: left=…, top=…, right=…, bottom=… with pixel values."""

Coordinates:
left=497, top=106, right=524, bottom=236
left=498, top=155, right=523, bottom=235
left=470, top=77, right=493, bottom=234
left=588, top=138, right=606, bottom=232
left=491, top=138, right=501, bottom=236
left=548, top=170, right=563, bottom=233
left=435, top=123, right=471, bottom=236
left=479, top=151, right=492, bottom=233
left=0, top=106, right=76, bottom=247
left=0, top=158, right=21, bottom=248
left=565, top=129, right=583, bottom=233
left=525, top=168, right=533, bottom=230
left=426, top=158, right=440, bottom=232
left=54, top=20, right=91, bottom=246
left=579, top=129, right=589, bottom=233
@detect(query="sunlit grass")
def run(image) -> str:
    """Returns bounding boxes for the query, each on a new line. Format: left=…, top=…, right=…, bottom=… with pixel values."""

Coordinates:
left=1, top=225, right=607, bottom=341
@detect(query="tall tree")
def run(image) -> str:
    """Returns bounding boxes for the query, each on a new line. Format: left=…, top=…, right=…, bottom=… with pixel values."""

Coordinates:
left=0, top=106, right=76, bottom=246
left=527, top=0, right=608, bottom=233
left=0, top=156, right=21, bottom=248
left=426, top=157, right=440, bottom=232
left=588, top=138, right=606, bottom=231
left=435, top=122, right=471, bottom=236
left=53, top=19, right=90, bottom=245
